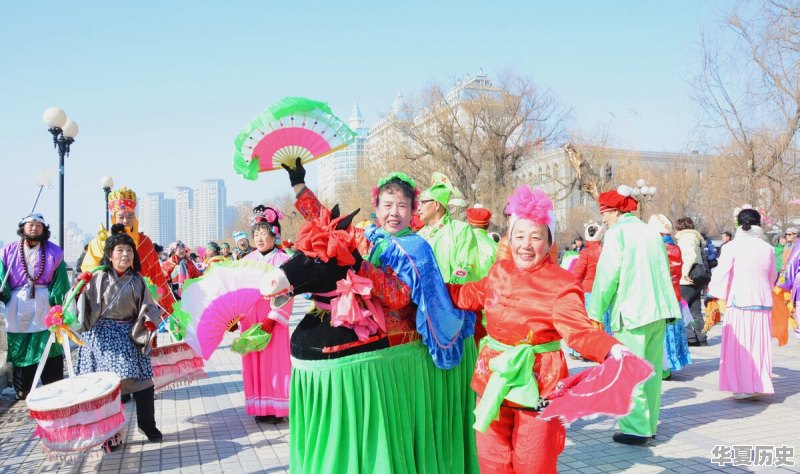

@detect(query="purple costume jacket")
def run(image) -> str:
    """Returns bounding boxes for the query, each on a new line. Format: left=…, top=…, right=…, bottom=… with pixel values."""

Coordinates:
left=1, top=241, right=64, bottom=290
left=779, top=243, right=800, bottom=302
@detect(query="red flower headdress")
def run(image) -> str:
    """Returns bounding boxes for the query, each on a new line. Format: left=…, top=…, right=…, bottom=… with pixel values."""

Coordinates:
left=294, top=207, right=357, bottom=266
left=506, top=185, right=556, bottom=239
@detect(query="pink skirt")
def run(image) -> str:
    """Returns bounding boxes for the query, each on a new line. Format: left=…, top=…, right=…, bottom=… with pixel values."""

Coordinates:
left=242, top=320, right=291, bottom=417
left=719, top=308, right=774, bottom=394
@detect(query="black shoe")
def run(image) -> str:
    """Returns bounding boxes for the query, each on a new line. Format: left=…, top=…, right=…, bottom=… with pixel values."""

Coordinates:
left=105, top=439, right=123, bottom=452
left=613, top=432, right=653, bottom=445
left=121, top=393, right=132, bottom=404
left=255, top=415, right=286, bottom=423
left=139, top=427, right=163, bottom=442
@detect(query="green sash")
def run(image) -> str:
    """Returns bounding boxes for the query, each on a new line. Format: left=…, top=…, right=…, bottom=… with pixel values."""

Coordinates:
left=473, top=336, right=562, bottom=432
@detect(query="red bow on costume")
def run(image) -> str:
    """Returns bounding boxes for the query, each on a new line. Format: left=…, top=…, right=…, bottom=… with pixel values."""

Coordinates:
left=295, top=207, right=357, bottom=266
left=329, top=269, right=386, bottom=341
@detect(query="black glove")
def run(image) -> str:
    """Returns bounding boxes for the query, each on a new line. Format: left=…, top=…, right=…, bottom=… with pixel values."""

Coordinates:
left=281, top=157, right=306, bottom=187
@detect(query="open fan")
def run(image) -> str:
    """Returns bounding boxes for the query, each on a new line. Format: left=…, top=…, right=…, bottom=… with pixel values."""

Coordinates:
left=539, top=354, right=654, bottom=424
left=179, top=260, right=274, bottom=360
left=233, top=97, right=356, bottom=180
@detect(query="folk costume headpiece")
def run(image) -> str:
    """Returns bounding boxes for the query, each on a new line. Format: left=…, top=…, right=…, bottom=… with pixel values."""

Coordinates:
left=419, top=172, right=466, bottom=212
left=232, top=231, right=248, bottom=243
left=19, top=213, right=48, bottom=227
left=598, top=185, right=638, bottom=213
left=106, top=187, right=140, bottom=246
left=647, top=214, right=673, bottom=235
left=250, top=205, right=284, bottom=244
left=466, top=205, right=492, bottom=228
left=107, top=187, right=137, bottom=213
left=584, top=222, right=605, bottom=242
left=505, top=185, right=556, bottom=245
left=371, top=172, right=418, bottom=208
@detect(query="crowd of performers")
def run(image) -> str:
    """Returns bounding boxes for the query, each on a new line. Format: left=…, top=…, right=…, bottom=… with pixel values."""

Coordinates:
left=0, top=165, right=792, bottom=472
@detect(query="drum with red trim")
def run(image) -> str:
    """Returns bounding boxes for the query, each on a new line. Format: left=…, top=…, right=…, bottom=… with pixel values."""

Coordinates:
left=150, top=335, right=206, bottom=392
left=26, top=372, right=125, bottom=453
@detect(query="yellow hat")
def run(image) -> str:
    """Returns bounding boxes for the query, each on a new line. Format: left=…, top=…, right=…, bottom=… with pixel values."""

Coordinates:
left=108, top=187, right=137, bottom=213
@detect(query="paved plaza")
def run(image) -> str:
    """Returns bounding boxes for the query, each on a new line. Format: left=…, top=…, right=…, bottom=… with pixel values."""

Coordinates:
left=1, top=298, right=799, bottom=473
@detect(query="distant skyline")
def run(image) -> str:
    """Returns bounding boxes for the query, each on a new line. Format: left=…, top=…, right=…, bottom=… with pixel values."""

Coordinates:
left=0, top=1, right=732, bottom=244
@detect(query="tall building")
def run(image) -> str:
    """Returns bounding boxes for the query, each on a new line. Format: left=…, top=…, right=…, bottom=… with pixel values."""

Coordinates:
left=366, top=69, right=504, bottom=175
left=193, top=179, right=227, bottom=246
left=317, top=103, right=370, bottom=204
left=138, top=192, right=176, bottom=246
left=175, top=187, right=193, bottom=248
left=162, top=198, right=176, bottom=245
left=64, top=222, right=90, bottom=269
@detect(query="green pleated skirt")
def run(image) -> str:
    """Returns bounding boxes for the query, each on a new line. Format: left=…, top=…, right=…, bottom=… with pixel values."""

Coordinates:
left=291, top=341, right=436, bottom=473
left=290, top=338, right=479, bottom=474
left=423, top=339, right=479, bottom=474
left=7, top=330, right=63, bottom=367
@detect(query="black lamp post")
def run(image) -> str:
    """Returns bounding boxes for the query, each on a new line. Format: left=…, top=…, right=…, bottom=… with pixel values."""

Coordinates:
left=43, top=108, right=79, bottom=249
left=100, top=176, right=114, bottom=229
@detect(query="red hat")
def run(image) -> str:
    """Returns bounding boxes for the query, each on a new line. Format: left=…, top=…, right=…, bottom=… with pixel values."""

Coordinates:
left=598, top=185, right=638, bottom=213
left=466, top=206, right=492, bottom=227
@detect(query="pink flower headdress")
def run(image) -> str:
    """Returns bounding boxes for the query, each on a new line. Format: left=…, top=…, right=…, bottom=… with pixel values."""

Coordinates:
left=505, top=185, right=556, bottom=242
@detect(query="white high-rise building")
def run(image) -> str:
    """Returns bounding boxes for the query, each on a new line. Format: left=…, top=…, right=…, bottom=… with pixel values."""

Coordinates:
left=193, top=179, right=227, bottom=246
left=317, top=103, right=370, bottom=205
left=64, top=222, right=90, bottom=269
left=162, top=199, right=176, bottom=245
left=175, top=187, right=193, bottom=247
left=138, top=193, right=176, bottom=246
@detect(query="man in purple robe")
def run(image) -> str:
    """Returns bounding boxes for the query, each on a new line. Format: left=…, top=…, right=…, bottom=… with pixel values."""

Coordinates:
left=0, top=213, right=69, bottom=399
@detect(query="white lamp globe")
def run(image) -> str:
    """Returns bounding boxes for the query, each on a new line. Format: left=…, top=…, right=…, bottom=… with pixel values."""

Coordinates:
left=43, top=107, right=67, bottom=128
left=100, top=176, right=114, bottom=189
left=641, top=187, right=650, bottom=196
left=648, top=186, right=657, bottom=196
left=632, top=188, right=641, bottom=197
left=636, top=179, right=646, bottom=188
left=62, top=119, right=79, bottom=138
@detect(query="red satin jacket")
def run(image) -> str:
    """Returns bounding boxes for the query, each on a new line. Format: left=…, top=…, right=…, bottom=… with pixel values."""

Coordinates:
left=665, top=242, right=682, bottom=301
left=449, top=257, right=618, bottom=405
left=572, top=240, right=602, bottom=293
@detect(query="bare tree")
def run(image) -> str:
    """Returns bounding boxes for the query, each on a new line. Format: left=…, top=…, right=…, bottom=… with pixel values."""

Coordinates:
left=376, top=70, right=570, bottom=213
left=694, top=0, right=800, bottom=223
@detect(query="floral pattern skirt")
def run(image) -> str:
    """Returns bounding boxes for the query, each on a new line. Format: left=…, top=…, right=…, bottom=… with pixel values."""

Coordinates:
left=76, top=319, right=153, bottom=382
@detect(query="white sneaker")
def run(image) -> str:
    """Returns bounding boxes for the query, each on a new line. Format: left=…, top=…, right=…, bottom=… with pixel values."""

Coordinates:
left=733, top=393, right=759, bottom=400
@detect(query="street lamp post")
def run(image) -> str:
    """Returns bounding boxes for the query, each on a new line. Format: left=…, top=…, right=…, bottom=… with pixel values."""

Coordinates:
left=100, top=176, right=114, bottom=229
left=43, top=107, right=79, bottom=249
left=632, top=179, right=657, bottom=218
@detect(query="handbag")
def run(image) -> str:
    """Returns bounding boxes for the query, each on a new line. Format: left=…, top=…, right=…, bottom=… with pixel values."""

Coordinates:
left=688, top=251, right=712, bottom=287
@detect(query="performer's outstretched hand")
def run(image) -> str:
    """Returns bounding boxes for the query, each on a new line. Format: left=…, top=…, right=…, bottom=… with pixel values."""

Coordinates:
left=608, top=344, right=632, bottom=360
left=281, top=157, right=306, bottom=187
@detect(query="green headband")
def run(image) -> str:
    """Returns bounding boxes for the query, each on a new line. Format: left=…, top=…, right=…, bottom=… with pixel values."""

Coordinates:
left=377, top=172, right=416, bottom=189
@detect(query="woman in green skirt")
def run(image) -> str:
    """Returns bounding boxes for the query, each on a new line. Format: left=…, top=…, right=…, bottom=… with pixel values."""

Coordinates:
left=271, top=161, right=478, bottom=472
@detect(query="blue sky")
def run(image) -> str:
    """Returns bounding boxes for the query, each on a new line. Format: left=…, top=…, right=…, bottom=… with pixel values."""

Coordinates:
left=0, top=1, right=730, bottom=244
